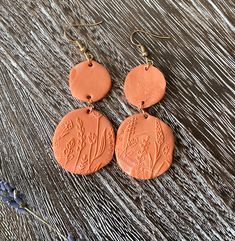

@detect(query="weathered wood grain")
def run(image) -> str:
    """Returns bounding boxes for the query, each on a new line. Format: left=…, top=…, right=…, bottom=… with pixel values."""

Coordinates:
left=0, top=0, right=234, bottom=240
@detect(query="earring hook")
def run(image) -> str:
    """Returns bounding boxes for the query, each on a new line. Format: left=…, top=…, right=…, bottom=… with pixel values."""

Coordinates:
left=73, top=20, right=103, bottom=27
left=130, top=29, right=171, bottom=46
left=63, top=20, right=103, bottom=63
left=130, top=29, right=171, bottom=70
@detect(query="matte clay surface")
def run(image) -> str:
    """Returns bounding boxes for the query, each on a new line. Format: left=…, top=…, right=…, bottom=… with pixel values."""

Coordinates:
left=115, top=113, right=174, bottom=180
left=124, top=64, right=166, bottom=108
left=69, top=60, right=112, bottom=102
left=52, top=107, right=115, bottom=175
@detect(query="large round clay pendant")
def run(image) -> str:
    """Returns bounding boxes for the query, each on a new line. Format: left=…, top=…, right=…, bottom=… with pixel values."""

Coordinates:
left=115, top=113, right=174, bottom=180
left=53, top=107, right=115, bottom=175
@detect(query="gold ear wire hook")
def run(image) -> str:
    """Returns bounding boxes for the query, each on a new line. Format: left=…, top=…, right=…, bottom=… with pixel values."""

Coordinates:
left=73, top=20, right=103, bottom=27
left=130, top=29, right=171, bottom=46
left=130, top=29, right=171, bottom=70
left=63, top=20, right=103, bottom=64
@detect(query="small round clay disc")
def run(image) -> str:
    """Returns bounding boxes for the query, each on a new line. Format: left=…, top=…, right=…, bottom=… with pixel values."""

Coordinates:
left=52, top=107, right=115, bottom=175
left=69, top=60, right=111, bottom=102
left=115, top=113, right=174, bottom=180
left=124, top=64, right=166, bottom=108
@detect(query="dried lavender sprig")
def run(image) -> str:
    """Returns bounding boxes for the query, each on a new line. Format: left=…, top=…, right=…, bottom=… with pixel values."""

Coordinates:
left=68, top=233, right=76, bottom=241
left=0, top=180, right=77, bottom=241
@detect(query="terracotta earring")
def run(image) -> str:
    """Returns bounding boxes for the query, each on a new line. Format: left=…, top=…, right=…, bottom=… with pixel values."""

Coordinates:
left=115, top=30, right=174, bottom=180
left=52, top=21, right=115, bottom=175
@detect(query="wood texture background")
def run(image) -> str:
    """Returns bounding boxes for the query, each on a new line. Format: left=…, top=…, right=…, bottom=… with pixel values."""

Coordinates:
left=0, top=0, right=234, bottom=240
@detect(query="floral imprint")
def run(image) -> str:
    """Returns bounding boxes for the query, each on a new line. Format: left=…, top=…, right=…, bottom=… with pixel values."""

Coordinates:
left=73, top=117, right=86, bottom=172
left=53, top=120, right=74, bottom=147
left=63, top=138, right=75, bottom=167
left=115, top=113, right=174, bottom=180
left=52, top=107, right=115, bottom=175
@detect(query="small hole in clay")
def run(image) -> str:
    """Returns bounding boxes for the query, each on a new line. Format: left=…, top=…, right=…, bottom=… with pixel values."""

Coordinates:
left=141, top=101, right=145, bottom=105
left=88, top=63, right=93, bottom=67
left=87, top=109, right=91, bottom=114
left=87, top=95, right=91, bottom=100
left=144, top=113, right=148, bottom=119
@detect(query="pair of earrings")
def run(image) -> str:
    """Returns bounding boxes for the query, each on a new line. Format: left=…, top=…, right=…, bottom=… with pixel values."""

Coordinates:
left=52, top=21, right=174, bottom=180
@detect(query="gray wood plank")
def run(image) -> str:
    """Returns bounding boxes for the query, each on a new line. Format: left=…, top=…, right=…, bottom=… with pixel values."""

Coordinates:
left=0, top=0, right=234, bottom=241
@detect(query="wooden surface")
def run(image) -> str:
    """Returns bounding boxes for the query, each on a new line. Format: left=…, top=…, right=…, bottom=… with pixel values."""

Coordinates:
left=0, top=0, right=234, bottom=240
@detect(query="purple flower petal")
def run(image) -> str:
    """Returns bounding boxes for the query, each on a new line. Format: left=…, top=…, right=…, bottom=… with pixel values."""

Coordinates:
left=67, top=233, right=76, bottom=241
left=8, top=190, right=15, bottom=198
left=0, top=190, right=6, bottom=196
left=9, top=201, right=19, bottom=208
left=2, top=196, right=11, bottom=203
left=0, top=182, right=6, bottom=191
left=4, top=182, right=14, bottom=192
left=16, top=207, right=26, bottom=214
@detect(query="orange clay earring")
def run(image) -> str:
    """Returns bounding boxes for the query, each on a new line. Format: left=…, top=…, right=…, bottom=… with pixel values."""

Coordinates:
left=115, top=30, right=174, bottom=180
left=52, top=21, right=115, bottom=175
